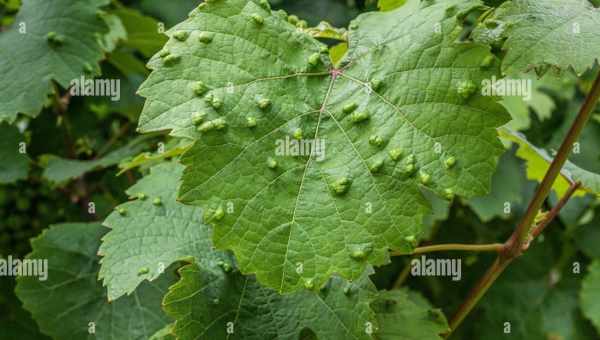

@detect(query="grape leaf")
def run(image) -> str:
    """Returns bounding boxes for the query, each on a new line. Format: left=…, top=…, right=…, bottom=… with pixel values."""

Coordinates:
left=0, top=123, right=29, bottom=184
left=581, top=260, right=600, bottom=333
left=41, top=135, right=152, bottom=184
left=163, top=260, right=378, bottom=340
left=0, top=0, right=110, bottom=123
left=499, top=128, right=600, bottom=197
left=15, top=222, right=174, bottom=340
left=137, top=0, right=509, bottom=292
left=98, top=161, right=226, bottom=300
left=477, top=0, right=600, bottom=75
left=371, top=289, right=449, bottom=339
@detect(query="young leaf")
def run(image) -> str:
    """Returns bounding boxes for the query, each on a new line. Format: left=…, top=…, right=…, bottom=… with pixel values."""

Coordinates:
left=0, top=0, right=111, bottom=122
left=15, top=222, right=175, bottom=340
left=499, top=128, right=600, bottom=196
left=137, top=0, right=509, bottom=292
left=476, top=0, right=600, bottom=75
left=163, top=261, right=378, bottom=340
left=98, top=161, right=227, bottom=300
left=0, top=123, right=29, bottom=184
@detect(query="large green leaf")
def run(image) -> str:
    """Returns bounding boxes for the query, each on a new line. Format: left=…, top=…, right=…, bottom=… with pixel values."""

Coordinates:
left=99, top=161, right=226, bottom=300
left=476, top=0, right=600, bottom=75
left=0, top=123, right=29, bottom=184
left=137, top=0, right=508, bottom=292
left=0, top=0, right=110, bottom=122
left=581, top=260, right=600, bottom=333
left=15, top=222, right=174, bottom=340
left=164, top=261, right=378, bottom=340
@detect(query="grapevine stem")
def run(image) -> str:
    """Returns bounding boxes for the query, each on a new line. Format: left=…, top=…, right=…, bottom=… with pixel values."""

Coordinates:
left=445, top=69, right=600, bottom=338
left=390, top=243, right=504, bottom=256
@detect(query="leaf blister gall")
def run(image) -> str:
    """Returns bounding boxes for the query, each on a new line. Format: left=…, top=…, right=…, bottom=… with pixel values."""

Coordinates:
left=251, top=14, right=264, bottom=25
left=342, top=102, right=358, bottom=114
left=257, top=98, right=271, bottom=110
left=173, top=31, right=189, bottom=42
left=198, top=32, right=213, bottom=44
left=389, top=148, right=403, bottom=161
left=350, top=111, right=370, bottom=123
left=246, top=116, right=257, bottom=128
left=198, top=118, right=227, bottom=132
left=332, top=177, right=351, bottom=195
left=267, top=157, right=278, bottom=169
left=369, top=135, right=384, bottom=147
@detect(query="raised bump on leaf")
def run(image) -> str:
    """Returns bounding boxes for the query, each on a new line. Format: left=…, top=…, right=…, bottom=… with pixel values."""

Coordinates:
left=137, top=193, right=147, bottom=200
left=213, top=207, right=225, bottom=221
left=370, top=78, right=383, bottom=91
left=457, top=80, right=477, bottom=99
left=342, top=102, right=358, bottom=114
left=46, top=31, right=64, bottom=46
left=192, top=81, right=207, bottom=96
left=116, top=207, right=127, bottom=216
left=444, top=189, right=455, bottom=200
left=331, top=177, right=351, bottom=195
left=444, top=156, right=456, bottom=169
left=163, top=54, right=181, bottom=66
left=257, top=98, right=271, bottom=110
left=210, top=96, right=223, bottom=110
left=159, top=50, right=170, bottom=58
left=267, top=157, right=278, bottom=169
left=251, top=13, right=264, bottom=25
left=350, top=111, right=370, bottom=123
left=389, top=148, right=403, bottom=161
left=137, top=267, right=149, bottom=276
left=369, top=159, right=384, bottom=173
left=287, top=15, right=299, bottom=25
left=153, top=197, right=162, bottom=206
left=198, top=32, right=213, bottom=44
left=303, top=278, right=314, bottom=290
left=198, top=118, right=227, bottom=132
left=173, top=31, right=189, bottom=41
left=419, top=171, right=431, bottom=185
left=369, top=135, right=384, bottom=147
left=293, top=128, right=303, bottom=140
left=246, top=116, right=257, bottom=128
left=192, top=112, right=207, bottom=125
